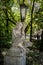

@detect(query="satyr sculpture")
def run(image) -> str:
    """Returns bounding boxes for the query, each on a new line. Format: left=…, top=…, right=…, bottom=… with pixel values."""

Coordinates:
left=12, top=22, right=25, bottom=48
left=4, top=22, right=26, bottom=65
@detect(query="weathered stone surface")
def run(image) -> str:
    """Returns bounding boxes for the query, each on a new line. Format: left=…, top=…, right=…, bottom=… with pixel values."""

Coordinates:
left=4, top=55, right=26, bottom=65
left=4, top=47, right=26, bottom=65
left=4, top=22, right=26, bottom=65
left=12, top=22, right=25, bottom=47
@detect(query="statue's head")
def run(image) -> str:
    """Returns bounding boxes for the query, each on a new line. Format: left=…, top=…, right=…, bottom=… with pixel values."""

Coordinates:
left=16, top=22, right=23, bottom=30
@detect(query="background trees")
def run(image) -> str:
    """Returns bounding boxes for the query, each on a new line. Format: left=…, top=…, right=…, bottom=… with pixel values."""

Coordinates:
left=0, top=0, right=43, bottom=49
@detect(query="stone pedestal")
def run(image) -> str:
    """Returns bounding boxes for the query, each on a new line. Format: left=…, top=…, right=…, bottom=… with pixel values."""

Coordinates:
left=4, top=47, right=26, bottom=65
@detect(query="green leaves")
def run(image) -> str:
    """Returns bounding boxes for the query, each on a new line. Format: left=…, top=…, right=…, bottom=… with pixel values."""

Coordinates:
left=0, top=0, right=43, bottom=49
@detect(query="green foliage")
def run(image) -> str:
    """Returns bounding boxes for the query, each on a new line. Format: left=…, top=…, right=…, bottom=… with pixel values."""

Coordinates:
left=0, top=1, right=43, bottom=65
left=0, top=0, right=43, bottom=50
left=0, top=0, right=16, bottom=49
left=26, top=49, right=40, bottom=65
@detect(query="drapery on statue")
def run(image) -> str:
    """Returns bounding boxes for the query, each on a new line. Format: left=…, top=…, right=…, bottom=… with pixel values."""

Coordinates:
left=12, top=22, right=25, bottom=48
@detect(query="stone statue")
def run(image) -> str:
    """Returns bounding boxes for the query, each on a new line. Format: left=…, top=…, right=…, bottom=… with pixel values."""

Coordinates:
left=12, top=22, right=25, bottom=47
left=4, top=22, right=26, bottom=65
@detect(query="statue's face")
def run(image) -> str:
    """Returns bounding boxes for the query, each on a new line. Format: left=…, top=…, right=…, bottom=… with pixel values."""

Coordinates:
left=18, top=22, right=23, bottom=29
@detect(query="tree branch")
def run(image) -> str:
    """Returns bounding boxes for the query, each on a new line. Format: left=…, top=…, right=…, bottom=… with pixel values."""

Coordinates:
left=8, top=10, right=17, bottom=23
left=25, top=0, right=35, bottom=34
left=3, top=9, right=16, bottom=25
left=8, top=18, right=16, bottom=25
left=30, top=0, right=35, bottom=41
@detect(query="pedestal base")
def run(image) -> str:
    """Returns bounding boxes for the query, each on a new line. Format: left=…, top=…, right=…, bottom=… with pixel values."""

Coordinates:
left=4, top=47, right=26, bottom=65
